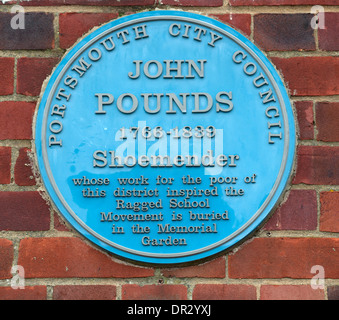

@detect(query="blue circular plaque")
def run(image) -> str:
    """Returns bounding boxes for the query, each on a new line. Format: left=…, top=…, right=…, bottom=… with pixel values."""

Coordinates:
left=35, top=11, right=296, bottom=264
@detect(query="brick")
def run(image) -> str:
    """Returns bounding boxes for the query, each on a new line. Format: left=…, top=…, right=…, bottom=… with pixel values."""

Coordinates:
left=293, top=146, right=339, bottom=185
left=54, top=212, right=71, bottom=232
left=230, top=0, right=338, bottom=5
left=160, top=0, right=223, bottom=6
left=14, top=148, right=36, bottom=186
left=17, top=58, right=59, bottom=97
left=19, top=0, right=155, bottom=5
left=0, top=239, right=13, bottom=280
left=17, top=237, right=154, bottom=278
left=327, top=286, right=339, bottom=300
left=271, top=57, right=339, bottom=96
left=260, top=285, right=325, bottom=300
left=254, top=14, right=315, bottom=51
left=161, top=256, right=225, bottom=278
left=0, top=286, right=47, bottom=300
left=0, top=192, right=50, bottom=231
left=229, top=238, right=339, bottom=279
left=264, top=190, right=317, bottom=231
left=0, top=12, right=54, bottom=50
left=59, top=13, right=119, bottom=49
left=0, top=58, right=14, bottom=96
left=320, top=192, right=339, bottom=233
left=0, top=147, right=11, bottom=184
left=122, top=284, right=187, bottom=300
left=0, top=101, right=35, bottom=140
left=316, top=102, right=339, bottom=142
left=210, top=14, right=251, bottom=36
left=295, top=101, right=314, bottom=140
left=53, top=285, right=116, bottom=300
left=193, top=284, right=256, bottom=300
left=319, top=13, right=339, bottom=51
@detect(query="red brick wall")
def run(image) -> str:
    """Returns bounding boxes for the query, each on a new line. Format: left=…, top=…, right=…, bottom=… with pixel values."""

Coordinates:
left=0, top=1, right=338, bottom=301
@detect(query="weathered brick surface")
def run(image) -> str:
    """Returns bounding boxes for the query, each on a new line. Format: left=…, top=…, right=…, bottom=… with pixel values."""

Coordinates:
left=229, top=238, right=339, bottom=279
left=161, top=0, right=223, bottom=6
left=0, top=58, right=15, bottom=96
left=193, top=284, right=256, bottom=300
left=161, top=256, right=226, bottom=278
left=327, top=286, right=339, bottom=300
left=54, top=212, right=71, bottom=232
left=0, top=102, right=35, bottom=140
left=316, top=102, right=339, bottom=142
left=53, top=285, right=117, bottom=300
left=122, top=284, right=187, bottom=300
left=14, top=148, right=36, bottom=186
left=319, top=192, right=339, bottom=233
left=271, top=57, right=339, bottom=96
left=210, top=14, right=251, bottom=36
left=59, top=13, right=119, bottom=49
left=254, top=14, right=315, bottom=51
left=0, top=147, right=11, bottom=185
left=264, top=190, right=317, bottom=231
left=17, top=237, right=154, bottom=278
left=260, top=285, right=325, bottom=300
left=0, top=192, right=50, bottom=231
left=0, top=12, right=54, bottom=50
left=0, top=286, right=47, bottom=300
left=295, top=101, right=314, bottom=140
left=19, top=0, right=155, bottom=5
left=293, top=146, right=339, bottom=185
left=17, top=58, right=59, bottom=97
left=318, top=13, right=339, bottom=51
left=0, top=239, right=13, bottom=280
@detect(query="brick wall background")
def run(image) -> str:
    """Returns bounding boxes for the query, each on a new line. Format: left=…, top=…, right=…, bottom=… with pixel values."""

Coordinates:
left=0, top=0, right=338, bottom=300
